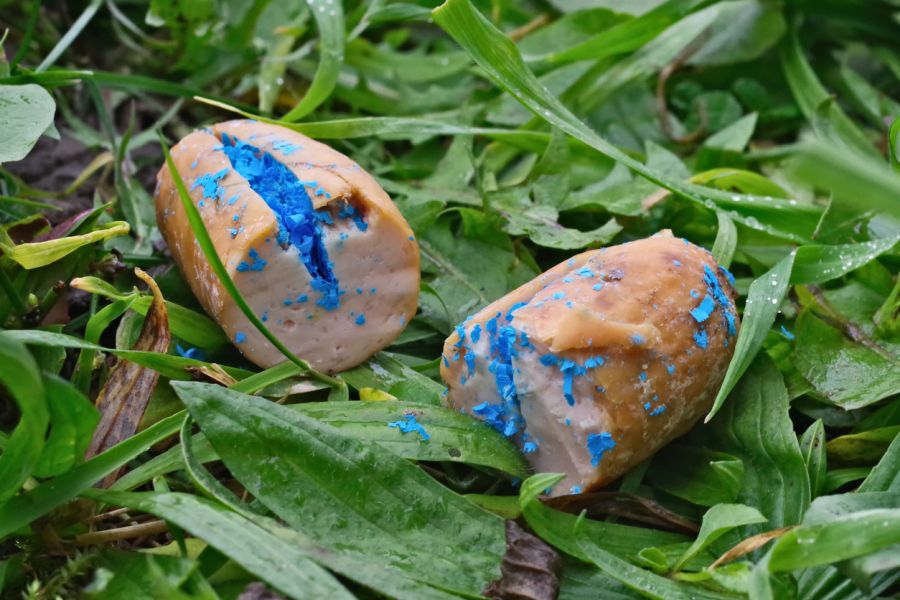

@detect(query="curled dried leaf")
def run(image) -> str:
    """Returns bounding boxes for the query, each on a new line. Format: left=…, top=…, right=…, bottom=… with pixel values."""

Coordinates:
left=484, top=520, right=562, bottom=600
left=710, top=526, right=794, bottom=569
left=86, top=268, right=170, bottom=484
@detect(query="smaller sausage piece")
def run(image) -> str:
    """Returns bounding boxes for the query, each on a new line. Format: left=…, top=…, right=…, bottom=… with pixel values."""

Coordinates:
left=440, top=231, right=739, bottom=496
left=155, top=120, right=419, bottom=372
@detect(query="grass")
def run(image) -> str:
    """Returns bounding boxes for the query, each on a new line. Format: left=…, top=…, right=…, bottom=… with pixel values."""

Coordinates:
left=0, top=1, right=899, bottom=598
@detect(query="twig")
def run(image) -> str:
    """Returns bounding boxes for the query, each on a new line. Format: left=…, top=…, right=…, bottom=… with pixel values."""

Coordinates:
left=656, top=31, right=711, bottom=144
left=807, top=285, right=898, bottom=361
left=75, top=520, right=169, bottom=545
left=508, top=14, right=551, bottom=42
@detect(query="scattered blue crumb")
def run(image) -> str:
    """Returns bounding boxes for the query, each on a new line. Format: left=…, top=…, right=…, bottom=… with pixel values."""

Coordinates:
left=552, top=292, right=565, bottom=300
left=565, top=418, right=571, bottom=426
left=693, top=329, right=708, bottom=349
left=523, top=441, right=538, bottom=454
left=592, top=283, right=603, bottom=291
left=631, top=333, right=646, bottom=345
left=780, top=324, right=795, bottom=340
left=227, top=194, right=239, bottom=205
left=690, top=294, right=716, bottom=323
left=356, top=287, right=364, bottom=295
left=408, top=235, right=415, bottom=241
left=570, top=485, right=582, bottom=494
left=296, top=294, right=308, bottom=303
left=190, top=158, right=199, bottom=169
left=690, top=289, right=700, bottom=298
left=283, top=298, right=293, bottom=306
left=355, top=313, right=366, bottom=325
left=639, top=371, right=647, bottom=382
left=272, top=140, right=302, bottom=155
left=387, top=414, right=430, bottom=441
left=577, top=267, right=594, bottom=278
left=673, top=259, right=682, bottom=267
left=471, top=324, right=482, bottom=344
left=176, top=344, right=205, bottom=361
left=719, top=265, right=736, bottom=285
left=643, top=401, right=652, bottom=410
left=650, top=405, right=667, bottom=416
left=235, top=331, right=246, bottom=344
left=261, top=311, right=269, bottom=322
left=235, top=248, right=267, bottom=272
left=587, top=432, right=616, bottom=467
left=563, top=277, right=573, bottom=283
left=190, top=168, right=229, bottom=200
left=666, top=364, right=676, bottom=375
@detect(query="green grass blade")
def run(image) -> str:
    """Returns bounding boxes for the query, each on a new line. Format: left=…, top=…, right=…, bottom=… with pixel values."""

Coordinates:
left=36, top=0, right=102, bottom=72
left=280, top=0, right=345, bottom=121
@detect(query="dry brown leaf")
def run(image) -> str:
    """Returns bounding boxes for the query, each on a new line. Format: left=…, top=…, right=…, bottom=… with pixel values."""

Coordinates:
left=484, top=520, right=562, bottom=600
left=710, top=526, right=795, bottom=569
left=86, top=268, right=170, bottom=482
left=186, top=363, right=238, bottom=387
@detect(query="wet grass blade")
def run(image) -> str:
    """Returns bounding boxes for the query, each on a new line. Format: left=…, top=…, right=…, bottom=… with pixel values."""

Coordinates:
left=0, top=332, right=48, bottom=505
left=281, top=0, right=345, bottom=121
left=172, top=380, right=506, bottom=596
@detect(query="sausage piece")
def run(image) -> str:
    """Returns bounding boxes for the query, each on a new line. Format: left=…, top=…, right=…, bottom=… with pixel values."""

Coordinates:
left=440, top=231, right=739, bottom=496
left=155, top=119, right=419, bottom=372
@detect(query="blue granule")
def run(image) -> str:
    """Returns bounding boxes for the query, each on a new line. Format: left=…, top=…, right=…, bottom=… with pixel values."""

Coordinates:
left=400, top=316, right=406, bottom=325
left=563, top=277, right=573, bottom=283
left=631, top=333, right=646, bottom=345
left=220, top=133, right=343, bottom=310
left=283, top=298, right=293, bottom=306
left=337, top=202, right=368, bottom=231
left=780, top=325, right=795, bottom=340
left=232, top=214, right=240, bottom=222
left=506, top=302, right=527, bottom=321
left=724, top=311, right=737, bottom=336
left=592, top=283, right=603, bottom=291
left=261, top=311, right=269, bottom=322
left=689, top=294, right=716, bottom=323
left=560, top=359, right=586, bottom=406
left=523, top=441, right=538, bottom=454
left=355, top=314, right=366, bottom=325
left=176, top=344, right=205, bottom=361
left=296, top=294, right=308, bottom=303
left=272, top=140, right=302, bottom=155
left=356, top=287, right=363, bottom=295
left=643, top=401, right=651, bottom=410
left=673, top=259, right=682, bottom=267
left=565, top=418, right=572, bottom=426
left=667, top=364, right=676, bottom=375
left=576, top=267, right=594, bottom=278
left=552, top=292, right=566, bottom=300
left=584, top=355, right=604, bottom=369
left=236, top=248, right=267, bottom=272
left=471, top=323, right=482, bottom=344
left=719, top=265, right=735, bottom=285
left=540, top=354, right=559, bottom=367
left=587, top=432, right=616, bottom=467
left=190, top=158, right=199, bottom=169
left=565, top=301, right=574, bottom=308
left=472, top=402, right=506, bottom=433
left=650, top=405, right=667, bottom=416
left=198, top=201, right=205, bottom=208
left=595, top=385, right=606, bottom=393
left=570, top=485, right=582, bottom=494
left=639, top=371, right=647, bottom=382
left=519, top=331, right=533, bottom=349
left=227, top=194, right=239, bottom=205
left=442, top=355, right=450, bottom=368
left=693, top=329, right=708, bottom=349
left=370, top=288, right=377, bottom=294
left=387, top=414, right=430, bottom=441
left=690, top=289, right=700, bottom=298
left=464, top=350, right=475, bottom=377
left=454, top=324, right=466, bottom=348
left=235, top=331, right=246, bottom=343
left=408, top=235, right=415, bottom=241
left=702, top=264, right=738, bottom=337
left=190, top=168, right=229, bottom=200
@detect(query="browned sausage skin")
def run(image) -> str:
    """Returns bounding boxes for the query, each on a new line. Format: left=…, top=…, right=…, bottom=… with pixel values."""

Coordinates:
left=440, top=231, right=739, bottom=496
left=155, top=120, right=419, bottom=372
